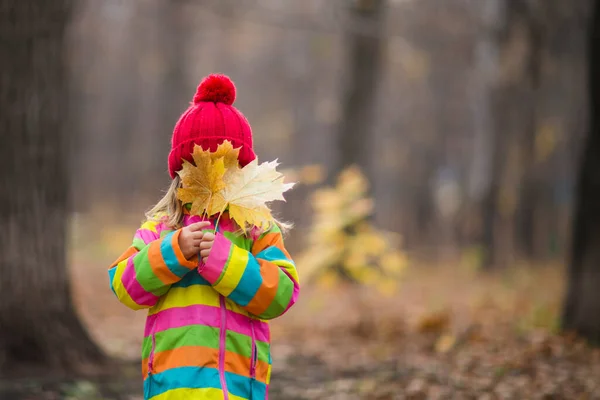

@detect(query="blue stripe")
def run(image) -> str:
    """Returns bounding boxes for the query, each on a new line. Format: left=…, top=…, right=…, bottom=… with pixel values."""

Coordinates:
left=256, top=247, right=294, bottom=265
left=172, top=271, right=211, bottom=288
left=145, top=366, right=222, bottom=398
left=228, top=256, right=262, bottom=306
left=160, top=231, right=192, bottom=277
left=225, top=371, right=266, bottom=399
left=107, top=267, right=117, bottom=296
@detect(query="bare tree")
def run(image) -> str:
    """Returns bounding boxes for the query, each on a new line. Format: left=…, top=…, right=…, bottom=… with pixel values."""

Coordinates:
left=146, top=0, right=188, bottom=191
left=562, top=0, right=600, bottom=344
left=336, top=0, right=386, bottom=175
left=0, top=0, right=104, bottom=373
left=479, top=0, right=542, bottom=268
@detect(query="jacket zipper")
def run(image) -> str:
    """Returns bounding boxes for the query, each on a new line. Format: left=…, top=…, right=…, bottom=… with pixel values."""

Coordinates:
left=249, top=318, right=257, bottom=400
left=146, top=319, right=157, bottom=399
left=219, top=295, right=230, bottom=400
left=148, top=334, right=157, bottom=373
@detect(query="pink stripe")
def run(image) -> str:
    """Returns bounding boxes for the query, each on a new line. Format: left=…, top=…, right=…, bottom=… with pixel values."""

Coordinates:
left=121, top=257, right=159, bottom=306
left=217, top=216, right=237, bottom=232
left=134, top=229, right=158, bottom=245
left=155, top=221, right=168, bottom=233
left=145, top=304, right=220, bottom=336
left=227, top=309, right=270, bottom=343
left=200, top=234, right=232, bottom=284
left=183, top=215, right=215, bottom=229
left=144, top=305, right=270, bottom=342
left=182, top=214, right=238, bottom=233
left=281, top=268, right=300, bottom=315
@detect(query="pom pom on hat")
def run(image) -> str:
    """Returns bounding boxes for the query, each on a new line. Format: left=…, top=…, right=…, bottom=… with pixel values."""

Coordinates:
left=193, top=74, right=236, bottom=105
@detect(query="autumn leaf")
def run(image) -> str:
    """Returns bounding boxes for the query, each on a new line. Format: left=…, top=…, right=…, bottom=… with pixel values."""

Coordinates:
left=210, top=159, right=295, bottom=229
left=176, top=144, right=226, bottom=216
left=416, top=310, right=451, bottom=334
left=297, top=166, right=406, bottom=295
left=211, top=140, right=241, bottom=173
left=435, top=334, right=457, bottom=353
left=174, top=141, right=294, bottom=228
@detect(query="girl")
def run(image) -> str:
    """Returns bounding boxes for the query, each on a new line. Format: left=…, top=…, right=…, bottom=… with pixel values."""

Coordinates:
left=108, top=74, right=300, bottom=400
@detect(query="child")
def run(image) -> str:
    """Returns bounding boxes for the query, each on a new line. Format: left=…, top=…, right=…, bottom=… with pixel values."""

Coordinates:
left=108, top=74, right=300, bottom=400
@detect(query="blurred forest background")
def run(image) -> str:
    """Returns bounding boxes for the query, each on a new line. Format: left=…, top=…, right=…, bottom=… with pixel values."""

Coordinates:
left=69, top=0, right=585, bottom=266
left=2, top=0, right=600, bottom=399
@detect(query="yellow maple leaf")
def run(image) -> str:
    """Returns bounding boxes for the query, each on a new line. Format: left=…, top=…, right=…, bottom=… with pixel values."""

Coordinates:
left=210, top=159, right=295, bottom=229
left=211, top=140, right=241, bottom=172
left=176, top=145, right=226, bottom=216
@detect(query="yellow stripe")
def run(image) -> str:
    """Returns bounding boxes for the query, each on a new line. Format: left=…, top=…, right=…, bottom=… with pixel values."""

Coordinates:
left=112, top=260, right=145, bottom=310
left=150, top=387, right=246, bottom=400
left=148, top=285, right=220, bottom=315
left=213, top=246, right=249, bottom=296
left=278, top=259, right=300, bottom=284
left=224, top=298, right=250, bottom=316
left=141, top=219, right=159, bottom=233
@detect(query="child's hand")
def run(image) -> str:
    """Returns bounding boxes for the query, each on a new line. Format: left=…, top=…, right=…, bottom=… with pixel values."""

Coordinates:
left=199, top=232, right=215, bottom=264
left=178, top=221, right=211, bottom=260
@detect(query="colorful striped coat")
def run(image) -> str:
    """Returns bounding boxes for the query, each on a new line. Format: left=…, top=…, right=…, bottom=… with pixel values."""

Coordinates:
left=108, top=213, right=300, bottom=400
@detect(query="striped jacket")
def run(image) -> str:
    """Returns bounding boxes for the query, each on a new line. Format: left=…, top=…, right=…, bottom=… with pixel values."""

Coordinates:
left=108, top=213, right=300, bottom=400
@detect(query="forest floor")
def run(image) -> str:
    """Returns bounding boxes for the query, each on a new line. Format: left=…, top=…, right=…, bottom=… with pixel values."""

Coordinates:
left=2, top=216, right=599, bottom=400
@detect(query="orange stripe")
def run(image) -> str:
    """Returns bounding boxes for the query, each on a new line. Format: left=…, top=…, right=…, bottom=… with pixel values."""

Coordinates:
left=171, top=230, right=198, bottom=269
left=245, top=259, right=280, bottom=316
left=110, top=246, right=137, bottom=268
left=150, top=346, right=219, bottom=377
left=224, top=350, right=251, bottom=377
left=253, top=233, right=291, bottom=259
left=142, top=348, right=269, bottom=382
left=252, top=233, right=278, bottom=254
left=255, top=360, right=270, bottom=384
left=142, top=358, right=148, bottom=379
left=148, top=240, right=180, bottom=284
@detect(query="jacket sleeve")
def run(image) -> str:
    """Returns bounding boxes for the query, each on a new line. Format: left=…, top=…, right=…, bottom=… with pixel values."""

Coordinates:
left=107, top=219, right=198, bottom=310
left=199, top=224, right=300, bottom=320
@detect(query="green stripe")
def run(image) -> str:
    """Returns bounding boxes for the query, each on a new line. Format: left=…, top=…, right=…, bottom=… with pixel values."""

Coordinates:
left=226, top=332, right=270, bottom=363
left=256, top=341, right=270, bottom=363
left=142, top=325, right=220, bottom=359
left=258, top=224, right=281, bottom=241
left=134, top=242, right=169, bottom=296
left=157, top=325, right=220, bottom=353
left=261, top=269, right=294, bottom=319
left=226, top=331, right=251, bottom=358
left=160, top=229, right=173, bottom=238
left=224, top=231, right=253, bottom=251
left=132, top=237, right=146, bottom=250
left=142, top=336, right=152, bottom=360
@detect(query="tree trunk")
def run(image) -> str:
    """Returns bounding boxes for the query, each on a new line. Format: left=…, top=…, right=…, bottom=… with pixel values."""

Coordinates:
left=562, top=0, right=600, bottom=344
left=513, top=0, right=543, bottom=262
left=480, top=0, right=542, bottom=268
left=0, top=0, right=105, bottom=374
left=147, top=0, right=188, bottom=191
left=336, top=0, right=385, bottom=176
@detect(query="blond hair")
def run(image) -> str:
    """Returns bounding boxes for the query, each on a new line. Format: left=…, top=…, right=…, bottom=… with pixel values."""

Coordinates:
left=145, top=175, right=292, bottom=235
left=145, top=176, right=185, bottom=229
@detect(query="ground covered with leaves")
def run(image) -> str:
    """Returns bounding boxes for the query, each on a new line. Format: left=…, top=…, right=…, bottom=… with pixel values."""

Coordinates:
left=2, top=216, right=599, bottom=399
left=264, top=266, right=600, bottom=399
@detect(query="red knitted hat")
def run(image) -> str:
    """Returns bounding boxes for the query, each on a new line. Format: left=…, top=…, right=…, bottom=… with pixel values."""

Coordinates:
left=168, top=74, right=256, bottom=178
